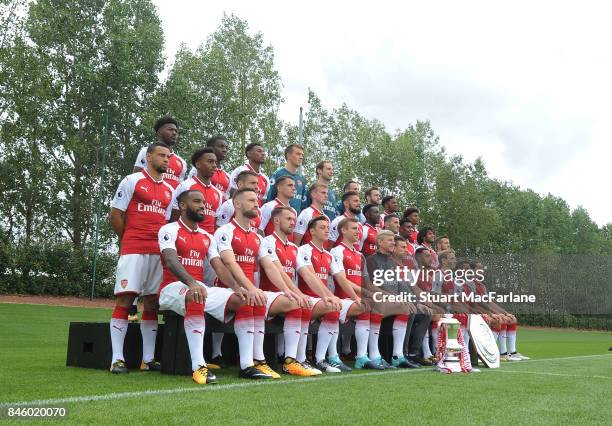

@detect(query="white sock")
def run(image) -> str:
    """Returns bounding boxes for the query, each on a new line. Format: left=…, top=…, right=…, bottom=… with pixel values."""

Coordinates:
left=184, top=302, right=205, bottom=371
left=316, top=313, right=336, bottom=363
left=355, top=317, right=370, bottom=358
left=422, top=329, right=433, bottom=358
left=140, top=313, right=158, bottom=363
left=499, top=329, right=507, bottom=354
left=392, top=316, right=408, bottom=357
left=283, top=309, right=302, bottom=360
left=297, top=312, right=311, bottom=363
left=235, top=306, right=255, bottom=369
left=508, top=331, right=517, bottom=353
left=212, top=333, right=224, bottom=358
left=110, top=314, right=128, bottom=364
left=252, top=306, right=266, bottom=361
left=368, top=316, right=382, bottom=360
left=327, top=322, right=340, bottom=359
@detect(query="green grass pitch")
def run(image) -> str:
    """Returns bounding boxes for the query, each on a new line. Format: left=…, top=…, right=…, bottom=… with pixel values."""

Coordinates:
left=0, top=303, right=611, bottom=425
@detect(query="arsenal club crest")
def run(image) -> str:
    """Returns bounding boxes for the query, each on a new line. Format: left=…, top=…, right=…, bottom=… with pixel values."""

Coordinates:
left=120, top=279, right=128, bottom=289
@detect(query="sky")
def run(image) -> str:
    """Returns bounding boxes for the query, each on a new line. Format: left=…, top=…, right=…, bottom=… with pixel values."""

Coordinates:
left=154, top=0, right=611, bottom=226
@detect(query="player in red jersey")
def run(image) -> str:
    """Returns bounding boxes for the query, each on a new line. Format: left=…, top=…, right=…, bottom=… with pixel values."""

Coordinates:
left=436, top=235, right=451, bottom=253
left=294, top=183, right=329, bottom=246
left=398, top=217, right=417, bottom=256
left=133, top=117, right=187, bottom=189
left=417, top=227, right=439, bottom=268
left=329, top=191, right=363, bottom=250
left=392, top=235, right=417, bottom=270
left=216, top=170, right=261, bottom=229
left=108, top=142, right=174, bottom=374
left=360, top=204, right=380, bottom=256
left=330, top=218, right=385, bottom=370
left=380, top=195, right=399, bottom=223
left=260, top=207, right=324, bottom=376
left=189, top=136, right=230, bottom=199
left=215, top=188, right=300, bottom=379
left=229, top=142, right=270, bottom=206
left=170, top=148, right=223, bottom=234
left=383, top=214, right=400, bottom=235
left=295, top=216, right=349, bottom=373
left=402, top=207, right=420, bottom=243
left=158, top=190, right=255, bottom=383
left=259, top=176, right=297, bottom=238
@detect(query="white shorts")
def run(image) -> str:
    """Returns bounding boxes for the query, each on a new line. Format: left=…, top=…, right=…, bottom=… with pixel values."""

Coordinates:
left=264, top=291, right=284, bottom=319
left=339, top=298, right=357, bottom=323
left=114, top=254, right=162, bottom=296
left=159, top=281, right=235, bottom=323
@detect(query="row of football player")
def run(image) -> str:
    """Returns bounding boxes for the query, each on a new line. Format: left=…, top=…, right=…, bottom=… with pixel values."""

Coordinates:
left=107, top=118, right=526, bottom=384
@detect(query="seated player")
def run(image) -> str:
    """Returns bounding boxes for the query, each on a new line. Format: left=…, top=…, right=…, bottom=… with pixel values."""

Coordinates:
left=294, top=183, right=329, bottom=246
left=366, top=230, right=420, bottom=368
left=295, top=216, right=348, bottom=373
left=158, top=189, right=257, bottom=383
left=215, top=188, right=305, bottom=379
left=259, top=206, right=319, bottom=376
left=361, top=204, right=380, bottom=257
left=471, top=261, right=529, bottom=361
left=259, top=176, right=297, bottom=238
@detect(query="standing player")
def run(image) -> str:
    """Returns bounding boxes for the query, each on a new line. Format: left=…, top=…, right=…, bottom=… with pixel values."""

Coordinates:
left=303, top=160, right=337, bottom=221
left=364, top=187, right=381, bottom=205
left=336, top=181, right=361, bottom=216
left=170, top=148, right=223, bottom=234
left=402, top=207, right=420, bottom=243
left=267, top=144, right=307, bottom=214
left=437, top=235, right=451, bottom=253
left=296, top=216, right=351, bottom=373
left=399, top=218, right=417, bottom=256
left=229, top=142, right=270, bottom=206
left=383, top=214, right=400, bottom=235
left=361, top=204, right=380, bottom=256
left=188, top=136, right=231, bottom=200
left=215, top=188, right=301, bottom=379
left=158, top=190, right=254, bottom=383
left=380, top=196, right=399, bottom=223
left=294, top=183, right=329, bottom=246
left=417, top=227, right=439, bottom=268
left=259, top=176, right=297, bottom=237
left=108, top=142, right=174, bottom=374
left=133, top=117, right=187, bottom=189
left=329, top=191, right=363, bottom=249
left=216, top=170, right=261, bottom=229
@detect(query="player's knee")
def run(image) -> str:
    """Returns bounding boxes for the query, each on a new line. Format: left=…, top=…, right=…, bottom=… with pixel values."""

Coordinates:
left=115, top=293, right=136, bottom=307
left=227, top=293, right=244, bottom=312
left=142, top=295, right=159, bottom=312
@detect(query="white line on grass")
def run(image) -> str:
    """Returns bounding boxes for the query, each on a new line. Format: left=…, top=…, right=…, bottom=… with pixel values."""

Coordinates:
left=0, top=369, right=431, bottom=407
left=1, top=353, right=610, bottom=407
left=495, top=370, right=612, bottom=380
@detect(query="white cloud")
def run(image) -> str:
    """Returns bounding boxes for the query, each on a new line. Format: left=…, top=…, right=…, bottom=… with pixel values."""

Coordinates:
left=154, top=0, right=611, bottom=225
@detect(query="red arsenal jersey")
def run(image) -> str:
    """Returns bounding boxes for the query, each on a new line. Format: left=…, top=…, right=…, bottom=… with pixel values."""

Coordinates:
left=259, top=198, right=297, bottom=240
left=294, top=205, right=327, bottom=246
left=214, top=219, right=272, bottom=287
left=330, top=243, right=363, bottom=299
left=111, top=170, right=173, bottom=255
left=329, top=214, right=364, bottom=250
left=210, top=168, right=231, bottom=200
left=259, top=233, right=298, bottom=291
left=157, top=218, right=219, bottom=291
left=229, top=162, right=270, bottom=207
left=171, top=176, right=223, bottom=234
left=296, top=242, right=341, bottom=297
left=361, top=223, right=378, bottom=256
left=134, top=147, right=187, bottom=189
